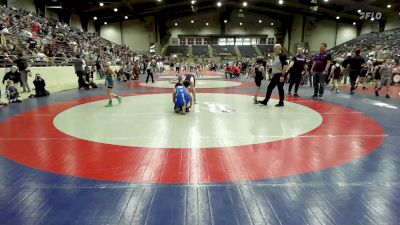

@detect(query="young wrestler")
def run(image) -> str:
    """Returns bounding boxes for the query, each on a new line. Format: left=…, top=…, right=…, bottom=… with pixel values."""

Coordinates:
left=375, top=59, right=392, bottom=98
left=329, top=61, right=342, bottom=93
left=6, top=80, right=23, bottom=103
left=253, top=58, right=266, bottom=103
left=178, top=74, right=197, bottom=104
left=103, top=62, right=122, bottom=107
left=173, top=80, right=192, bottom=115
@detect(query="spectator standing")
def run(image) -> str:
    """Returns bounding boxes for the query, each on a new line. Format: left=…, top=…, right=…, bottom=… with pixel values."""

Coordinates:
left=14, top=53, right=30, bottom=93
left=288, top=48, right=307, bottom=97
left=348, top=50, right=365, bottom=94
left=311, top=43, right=332, bottom=100
left=74, top=54, right=86, bottom=89
left=96, top=56, right=104, bottom=79
left=145, top=59, right=155, bottom=83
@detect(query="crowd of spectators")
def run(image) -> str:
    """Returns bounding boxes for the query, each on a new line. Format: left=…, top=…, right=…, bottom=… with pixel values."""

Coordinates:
left=329, top=28, right=400, bottom=60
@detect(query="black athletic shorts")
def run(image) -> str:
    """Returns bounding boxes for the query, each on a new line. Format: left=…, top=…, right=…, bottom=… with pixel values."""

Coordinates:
left=289, top=72, right=302, bottom=83
left=255, top=76, right=263, bottom=87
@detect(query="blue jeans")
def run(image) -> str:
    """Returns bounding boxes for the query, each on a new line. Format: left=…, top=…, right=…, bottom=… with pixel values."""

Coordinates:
left=313, top=72, right=325, bottom=97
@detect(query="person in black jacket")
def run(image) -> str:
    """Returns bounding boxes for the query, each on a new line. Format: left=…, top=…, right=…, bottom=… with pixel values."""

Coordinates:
left=29, top=74, right=49, bottom=98
left=288, top=48, right=307, bottom=97
left=14, top=53, right=31, bottom=93
left=348, top=50, right=366, bottom=94
left=2, top=66, right=21, bottom=87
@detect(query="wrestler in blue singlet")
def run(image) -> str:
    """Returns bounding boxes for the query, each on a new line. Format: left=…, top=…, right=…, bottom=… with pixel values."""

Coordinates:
left=175, top=86, right=191, bottom=110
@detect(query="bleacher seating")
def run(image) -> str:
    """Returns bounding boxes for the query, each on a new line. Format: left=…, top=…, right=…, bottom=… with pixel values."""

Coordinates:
left=192, top=45, right=209, bottom=57
left=212, top=45, right=236, bottom=56
left=0, top=5, right=134, bottom=67
left=257, top=45, right=274, bottom=55
left=166, top=45, right=189, bottom=56
left=329, top=29, right=400, bottom=58
left=237, top=45, right=258, bottom=57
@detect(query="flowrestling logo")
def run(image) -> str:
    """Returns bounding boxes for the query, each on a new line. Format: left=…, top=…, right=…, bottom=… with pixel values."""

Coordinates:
left=359, top=11, right=383, bottom=20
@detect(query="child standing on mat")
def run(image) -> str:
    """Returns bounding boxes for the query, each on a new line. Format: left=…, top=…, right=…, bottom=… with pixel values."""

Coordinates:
left=253, top=57, right=266, bottom=103
left=103, top=62, right=122, bottom=107
left=375, top=59, right=392, bottom=98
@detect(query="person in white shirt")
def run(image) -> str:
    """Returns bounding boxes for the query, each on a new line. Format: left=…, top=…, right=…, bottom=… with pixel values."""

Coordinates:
left=146, top=59, right=155, bottom=83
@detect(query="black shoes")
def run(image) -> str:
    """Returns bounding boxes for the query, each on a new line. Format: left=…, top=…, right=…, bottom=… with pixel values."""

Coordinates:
left=275, top=103, right=284, bottom=107
left=386, top=94, right=390, bottom=99
left=258, top=100, right=268, bottom=105
left=375, top=90, right=379, bottom=96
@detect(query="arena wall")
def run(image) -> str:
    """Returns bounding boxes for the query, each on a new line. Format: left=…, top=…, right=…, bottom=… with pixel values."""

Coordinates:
left=70, top=13, right=82, bottom=30
left=361, top=20, right=379, bottom=34
left=8, top=0, right=35, bottom=13
left=385, top=16, right=400, bottom=30
left=167, top=12, right=277, bottom=39
left=289, top=15, right=357, bottom=53
left=88, top=21, right=96, bottom=33
left=0, top=66, right=119, bottom=101
left=100, top=18, right=155, bottom=52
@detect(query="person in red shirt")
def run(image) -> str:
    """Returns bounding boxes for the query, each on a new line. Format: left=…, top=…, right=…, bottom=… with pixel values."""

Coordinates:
left=232, top=66, right=241, bottom=79
left=32, top=22, right=40, bottom=35
left=3, top=18, right=10, bottom=27
left=225, top=64, right=232, bottom=79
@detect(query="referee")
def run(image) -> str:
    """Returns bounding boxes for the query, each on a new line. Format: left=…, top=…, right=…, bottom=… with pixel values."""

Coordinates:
left=258, top=44, right=288, bottom=107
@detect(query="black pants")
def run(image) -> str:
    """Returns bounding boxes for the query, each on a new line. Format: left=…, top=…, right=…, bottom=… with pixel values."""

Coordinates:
left=349, top=70, right=360, bottom=91
left=146, top=69, right=154, bottom=83
left=288, top=72, right=301, bottom=93
left=263, top=73, right=285, bottom=105
left=76, top=71, right=85, bottom=88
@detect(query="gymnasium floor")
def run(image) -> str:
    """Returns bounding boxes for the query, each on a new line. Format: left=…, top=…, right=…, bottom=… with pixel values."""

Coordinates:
left=0, top=70, right=399, bottom=225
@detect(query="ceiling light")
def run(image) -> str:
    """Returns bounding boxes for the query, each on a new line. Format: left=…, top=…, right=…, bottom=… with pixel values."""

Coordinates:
left=191, top=20, right=194, bottom=23
left=271, top=22, right=274, bottom=26
left=157, top=0, right=162, bottom=2
left=278, top=0, right=283, bottom=5
left=324, top=0, right=328, bottom=2
left=357, top=9, right=361, bottom=13
left=336, top=16, right=340, bottom=19
left=224, top=19, right=227, bottom=23
left=371, top=17, right=375, bottom=21
left=353, top=22, right=356, bottom=25
left=191, top=0, right=196, bottom=4
left=93, top=16, right=97, bottom=20
left=259, top=20, right=262, bottom=23
left=217, top=2, right=222, bottom=7
left=114, top=8, right=118, bottom=12
left=239, top=22, right=243, bottom=26
left=99, top=2, right=104, bottom=7
left=243, top=2, right=248, bottom=7
left=206, top=22, right=209, bottom=26
left=125, top=16, right=128, bottom=19
left=387, top=5, right=391, bottom=8
left=174, top=22, right=178, bottom=26
left=104, top=22, right=107, bottom=25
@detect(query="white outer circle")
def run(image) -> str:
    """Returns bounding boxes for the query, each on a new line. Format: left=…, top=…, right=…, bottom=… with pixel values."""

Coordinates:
left=53, top=93, right=323, bottom=148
